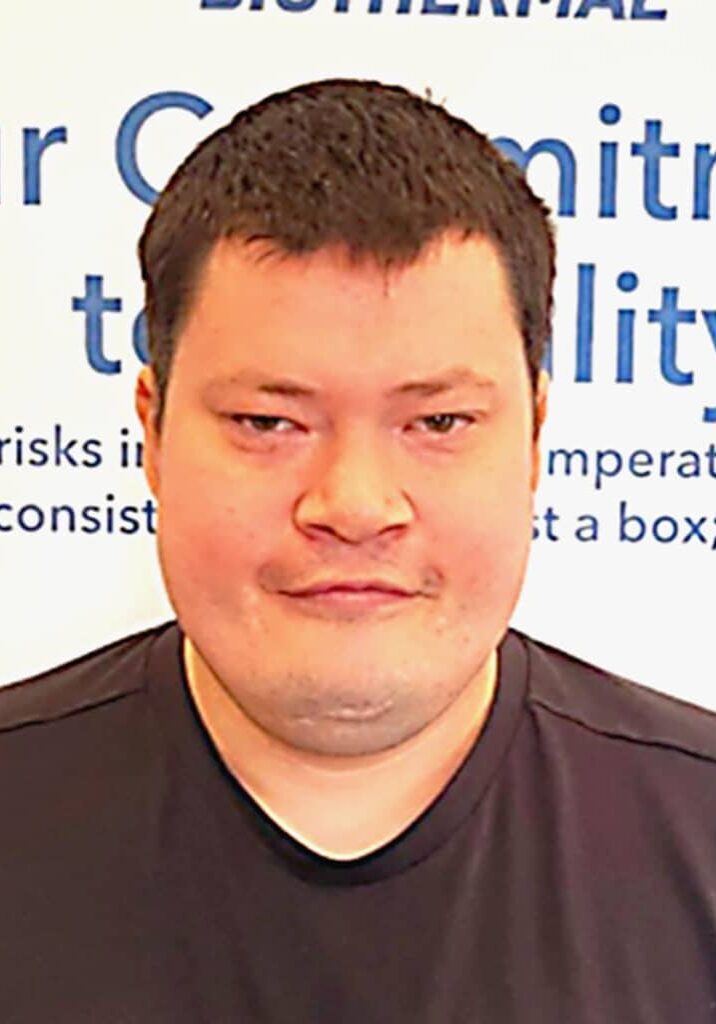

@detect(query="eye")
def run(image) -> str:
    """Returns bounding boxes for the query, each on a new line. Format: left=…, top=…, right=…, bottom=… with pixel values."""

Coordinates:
left=231, top=414, right=298, bottom=434
left=410, top=413, right=477, bottom=435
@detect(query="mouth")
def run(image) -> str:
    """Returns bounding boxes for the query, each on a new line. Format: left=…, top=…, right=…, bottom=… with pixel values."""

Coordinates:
left=278, top=580, right=418, bottom=619
left=288, top=580, right=415, bottom=598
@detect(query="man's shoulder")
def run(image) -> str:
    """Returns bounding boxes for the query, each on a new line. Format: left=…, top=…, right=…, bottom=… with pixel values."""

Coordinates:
left=516, top=630, right=716, bottom=767
left=0, top=622, right=177, bottom=735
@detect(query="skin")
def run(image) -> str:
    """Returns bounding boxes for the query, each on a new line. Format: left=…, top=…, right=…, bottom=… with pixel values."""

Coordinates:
left=136, top=233, right=547, bottom=858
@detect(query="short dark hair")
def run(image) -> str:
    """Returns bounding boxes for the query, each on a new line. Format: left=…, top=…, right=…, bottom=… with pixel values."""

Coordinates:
left=139, top=78, right=555, bottom=414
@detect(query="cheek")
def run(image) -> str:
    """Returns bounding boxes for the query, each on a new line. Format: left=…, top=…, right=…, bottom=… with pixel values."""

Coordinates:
left=156, top=453, right=280, bottom=598
left=425, top=458, right=534, bottom=600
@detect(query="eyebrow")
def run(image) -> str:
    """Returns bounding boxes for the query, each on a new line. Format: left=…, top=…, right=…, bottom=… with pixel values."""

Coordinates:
left=207, top=367, right=495, bottom=400
left=205, top=375, right=314, bottom=400
left=388, top=368, right=496, bottom=398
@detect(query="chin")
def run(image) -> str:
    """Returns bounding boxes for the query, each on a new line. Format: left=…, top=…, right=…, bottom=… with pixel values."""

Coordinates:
left=246, top=700, right=437, bottom=758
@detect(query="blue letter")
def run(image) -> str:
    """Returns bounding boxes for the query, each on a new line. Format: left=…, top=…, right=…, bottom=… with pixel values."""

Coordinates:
left=648, top=287, right=695, bottom=385
left=133, top=310, right=150, bottom=365
left=116, top=91, right=213, bottom=206
left=575, top=264, right=595, bottom=382
left=277, top=0, right=317, bottom=9
left=575, top=0, right=624, bottom=15
left=702, top=311, right=716, bottom=356
left=466, top=0, right=508, bottom=14
left=631, top=0, right=666, bottom=19
left=521, top=0, right=570, bottom=11
left=72, top=275, right=123, bottom=374
left=422, top=0, right=458, bottom=12
left=693, top=144, right=716, bottom=220
left=493, top=136, right=576, bottom=216
left=615, top=271, right=638, bottom=382
left=598, top=103, right=621, bottom=218
left=23, top=127, right=68, bottom=205
left=631, top=120, right=679, bottom=220
left=201, top=0, right=241, bottom=6
left=702, top=311, right=716, bottom=422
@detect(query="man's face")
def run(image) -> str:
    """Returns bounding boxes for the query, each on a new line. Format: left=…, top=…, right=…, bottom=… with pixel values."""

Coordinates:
left=138, top=235, right=545, bottom=756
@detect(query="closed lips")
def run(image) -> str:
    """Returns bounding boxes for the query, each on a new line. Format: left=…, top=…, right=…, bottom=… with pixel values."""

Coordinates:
left=287, top=580, right=414, bottom=596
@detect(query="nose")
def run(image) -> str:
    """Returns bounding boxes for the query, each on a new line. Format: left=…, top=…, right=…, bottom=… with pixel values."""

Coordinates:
left=294, top=430, right=414, bottom=545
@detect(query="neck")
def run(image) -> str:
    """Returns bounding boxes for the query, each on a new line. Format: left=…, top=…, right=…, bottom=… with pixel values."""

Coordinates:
left=184, top=639, right=498, bottom=861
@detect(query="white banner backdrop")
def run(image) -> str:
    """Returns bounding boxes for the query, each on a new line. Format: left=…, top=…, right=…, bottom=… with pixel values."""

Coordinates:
left=1, top=0, right=714, bottom=707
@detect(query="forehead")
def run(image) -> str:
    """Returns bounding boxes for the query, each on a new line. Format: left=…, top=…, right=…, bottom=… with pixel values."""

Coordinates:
left=173, top=234, right=524, bottom=389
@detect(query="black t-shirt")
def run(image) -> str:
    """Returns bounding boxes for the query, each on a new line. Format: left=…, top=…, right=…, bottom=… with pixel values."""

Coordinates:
left=1, top=623, right=715, bottom=1023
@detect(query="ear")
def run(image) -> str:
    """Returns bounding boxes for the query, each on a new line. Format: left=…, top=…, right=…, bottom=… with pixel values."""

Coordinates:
left=530, top=369, right=549, bottom=493
left=135, top=367, right=161, bottom=498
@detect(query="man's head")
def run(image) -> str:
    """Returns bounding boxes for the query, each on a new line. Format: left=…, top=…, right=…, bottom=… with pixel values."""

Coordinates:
left=139, top=79, right=554, bottom=418
left=136, top=79, right=554, bottom=758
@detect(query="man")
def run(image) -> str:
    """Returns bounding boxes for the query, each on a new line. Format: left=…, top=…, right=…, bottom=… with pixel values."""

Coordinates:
left=1, top=79, right=715, bottom=1023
